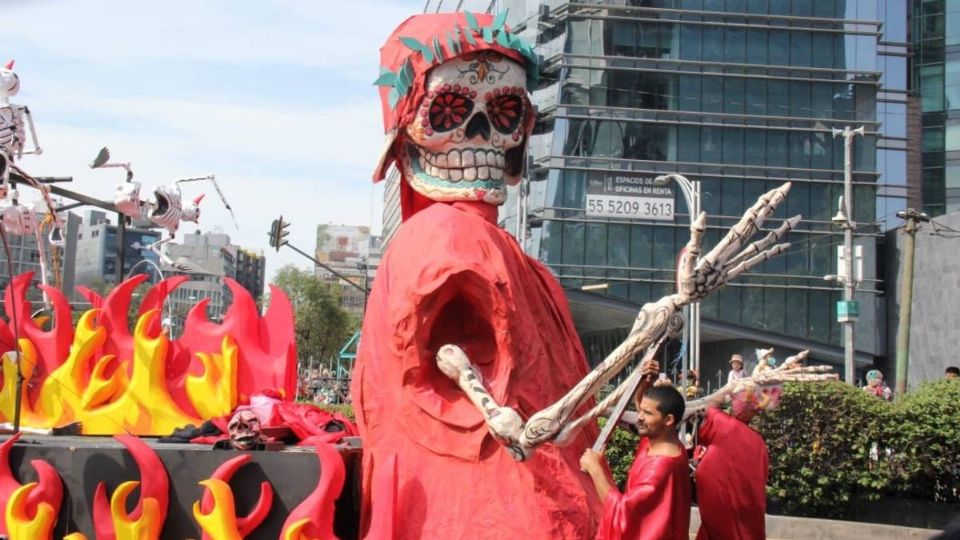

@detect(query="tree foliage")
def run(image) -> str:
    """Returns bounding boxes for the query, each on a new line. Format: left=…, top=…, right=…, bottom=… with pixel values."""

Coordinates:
left=272, top=265, right=355, bottom=370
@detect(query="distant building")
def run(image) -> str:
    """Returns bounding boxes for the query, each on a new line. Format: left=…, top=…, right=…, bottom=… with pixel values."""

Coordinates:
left=74, top=210, right=161, bottom=287
left=0, top=209, right=80, bottom=304
left=314, top=224, right=381, bottom=317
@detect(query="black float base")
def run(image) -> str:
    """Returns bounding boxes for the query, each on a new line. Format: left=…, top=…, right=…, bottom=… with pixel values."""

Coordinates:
left=5, top=434, right=361, bottom=539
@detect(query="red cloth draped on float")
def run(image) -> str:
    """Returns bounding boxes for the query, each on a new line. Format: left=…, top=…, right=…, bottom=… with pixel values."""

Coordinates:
left=352, top=201, right=601, bottom=538
left=694, top=407, right=768, bottom=540
left=597, top=437, right=690, bottom=540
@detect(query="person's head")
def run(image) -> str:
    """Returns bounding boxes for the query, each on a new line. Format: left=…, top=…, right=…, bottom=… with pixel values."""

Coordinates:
left=866, top=369, right=883, bottom=388
left=946, top=366, right=960, bottom=379
left=636, top=385, right=685, bottom=438
left=730, top=354, right=744, bottom=371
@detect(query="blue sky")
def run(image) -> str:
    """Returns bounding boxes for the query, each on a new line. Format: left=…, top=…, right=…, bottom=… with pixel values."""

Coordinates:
left=4, top=0, right=424, bottom=281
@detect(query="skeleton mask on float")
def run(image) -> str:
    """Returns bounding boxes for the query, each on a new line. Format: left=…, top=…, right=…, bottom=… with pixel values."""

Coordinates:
left=400, top=53, right=530, bottom=205
left=0, top=60, right=19, bottom=105
left=372, top=12, right=539, bottom=217
left=227, top=410, right=262, bottom=450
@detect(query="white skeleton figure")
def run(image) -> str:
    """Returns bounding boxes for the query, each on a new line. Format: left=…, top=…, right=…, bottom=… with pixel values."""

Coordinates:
left=436, top=183, right=805, bottom=461
left=90, top=147, right=236, bottom=237
left=0, top=60, right=42, bottom=199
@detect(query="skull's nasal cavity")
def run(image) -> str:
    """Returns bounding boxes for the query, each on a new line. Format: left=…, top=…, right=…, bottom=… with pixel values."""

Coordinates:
left=465, top=112, right=491, bottom=141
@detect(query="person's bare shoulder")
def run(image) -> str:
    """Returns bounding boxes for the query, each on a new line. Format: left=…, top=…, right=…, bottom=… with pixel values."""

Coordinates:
left=647, top=440, right=683, bottom=458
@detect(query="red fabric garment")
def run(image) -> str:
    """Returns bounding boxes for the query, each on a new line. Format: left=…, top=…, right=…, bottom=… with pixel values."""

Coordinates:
left=598, top=437, right=691, bottom=540
left=694, top=407, right=768, bottom=540
left=352, top=201, right=601, bottom=539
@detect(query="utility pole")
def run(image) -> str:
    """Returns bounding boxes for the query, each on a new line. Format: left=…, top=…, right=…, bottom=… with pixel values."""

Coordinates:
left=894, top=208, right=929, bottom=399
left=832, top=126, right=865, bottom=385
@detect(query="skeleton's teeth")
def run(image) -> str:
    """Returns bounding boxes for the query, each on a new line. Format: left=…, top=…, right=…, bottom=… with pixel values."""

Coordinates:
left=476, top=152, right=487, bottom=166
left=462, top=151, right=475, bottom=167
left=490, top=167, right=503, bottom=180
left=496, top=153, right=504, bottom=168
left=478, top=166, right=490, bottom=180
left=419, top=156, right=426, bottom=170
left=437, top=154, right=448, bottom=168
left=487, top=151, right=497, bottom=167
left=448, top=150, right=461, bottom=167
left=449, top=169, right=463, bottom=182
left=464, top=167, right=478, bottom=181
left=437, top=167, right=449, bottom=180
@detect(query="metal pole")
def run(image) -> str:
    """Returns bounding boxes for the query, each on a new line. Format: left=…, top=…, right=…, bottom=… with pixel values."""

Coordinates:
left=833, top=126, right=864, bottom=385
left=894, top=209, right=928, bottom=398
left=116, top=214, right=127, bottom=283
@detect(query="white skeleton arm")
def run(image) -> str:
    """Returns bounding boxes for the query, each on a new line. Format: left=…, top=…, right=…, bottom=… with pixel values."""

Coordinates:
left=436, top=183, right=801, bottom=461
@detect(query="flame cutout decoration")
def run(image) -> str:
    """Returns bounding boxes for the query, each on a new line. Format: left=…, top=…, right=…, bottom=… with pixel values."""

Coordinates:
left=0, top=433, right=63, bottom=539
left=197, top=454, right=273, bottom=540
left=0, top=272, right=296, bottom=435
left=193, top=479, right=243, bottom=540
left=280, top=443, right=346, bottom=540
left=92, top=435, right=169, bottom=540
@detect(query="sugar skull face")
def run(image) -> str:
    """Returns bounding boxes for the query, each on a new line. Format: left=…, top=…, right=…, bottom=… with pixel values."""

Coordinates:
left=400, top=52, right=531, bottom=205
left=227, top=410, right=261, bottom=450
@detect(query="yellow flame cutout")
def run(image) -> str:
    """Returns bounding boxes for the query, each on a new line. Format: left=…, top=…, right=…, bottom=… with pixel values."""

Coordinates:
left=193, top=479, right=243, bottom=540
left=4, top=482, right=56, bottom=540
left=0, top=308, right=243, bottom=435
left=281, top=518, right=319, bottom=540
left=108, top=481, right=163, bottom=540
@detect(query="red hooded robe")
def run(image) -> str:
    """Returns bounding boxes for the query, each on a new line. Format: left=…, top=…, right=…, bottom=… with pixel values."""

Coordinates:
left=353, top=12, right=601, bottom=539
left=694, top=407, right=768, bottom=540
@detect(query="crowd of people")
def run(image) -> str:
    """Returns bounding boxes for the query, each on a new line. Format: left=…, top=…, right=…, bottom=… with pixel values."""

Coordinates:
left=298, top=367, right=351, bottom=405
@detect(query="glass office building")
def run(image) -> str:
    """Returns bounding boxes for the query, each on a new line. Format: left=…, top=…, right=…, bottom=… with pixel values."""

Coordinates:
left=914, top=0, right=960, bottom=215
left=490, top=0, right=911, bottom=376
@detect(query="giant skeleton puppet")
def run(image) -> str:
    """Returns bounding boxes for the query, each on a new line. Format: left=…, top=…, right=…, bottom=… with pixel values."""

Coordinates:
left=356, top=12, right=805, bottom=539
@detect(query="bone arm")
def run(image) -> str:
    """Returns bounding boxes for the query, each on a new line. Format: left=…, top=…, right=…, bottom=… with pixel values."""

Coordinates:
left=20, top=106, right=41, bottom=154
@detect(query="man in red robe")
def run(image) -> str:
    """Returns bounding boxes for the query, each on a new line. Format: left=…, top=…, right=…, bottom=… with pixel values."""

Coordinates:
left=580, top=385, right=692, bottom=540
left=353, top=12, right=601, bottom=539
left=693, top=407, right=768, bottom=540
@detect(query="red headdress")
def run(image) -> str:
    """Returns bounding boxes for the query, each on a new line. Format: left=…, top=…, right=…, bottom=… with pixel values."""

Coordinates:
left=371, top=12, right=539, bottom=220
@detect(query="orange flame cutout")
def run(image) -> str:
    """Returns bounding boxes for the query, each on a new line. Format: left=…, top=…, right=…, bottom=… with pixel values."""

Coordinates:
left=279, top=443, right=346, bottom=540
left=0, top=273, right=296, bottom=435
left=107, top=481, right=164, bottom=540
left=197, top=454, right=272, bottom=540
left=0, top=433, right=63, bottom=539
left=4, top=483, right=56, bottom=539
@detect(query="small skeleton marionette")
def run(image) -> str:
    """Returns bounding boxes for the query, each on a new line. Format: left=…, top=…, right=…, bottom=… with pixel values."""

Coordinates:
left=0, top=60, right=43, bottom=198
left=89, top=146, right=238, bottom=240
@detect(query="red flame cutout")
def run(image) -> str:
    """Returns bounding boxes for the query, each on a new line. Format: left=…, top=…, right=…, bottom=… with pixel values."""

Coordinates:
left=200, top=454, right=273, bottom=539
left=280, top=442, right=346, bottom=539
left=92, top=435, right=169, bottom=540
left=0, top=433, right=64, bottom=537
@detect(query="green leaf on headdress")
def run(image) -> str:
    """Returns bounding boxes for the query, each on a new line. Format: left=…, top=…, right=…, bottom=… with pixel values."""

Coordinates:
left=463, top=26, right=477, bottom=45
left=433, top=36, right=444, bottom=63
left=509, top=34, right=523, bottom=49
left=482, top=26, right=493, bottom=43
left=373, top=68, right=397, bottom=87
left=397, top=59, right=414, bottom=91
left=400, top=36, right=425, bottom=53
left=446, top=32, right=458, bottom=57
left=388, top=87, right=401, bottom=108
left=496, top=29, right=510, bottom=47
left=492, top=10, right=508, bottom=31
left=464, top=11, right=479, bottom=30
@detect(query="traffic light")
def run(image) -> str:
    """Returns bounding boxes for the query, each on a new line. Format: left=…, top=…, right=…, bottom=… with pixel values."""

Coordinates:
left=268, top=216, right=290, bottom=252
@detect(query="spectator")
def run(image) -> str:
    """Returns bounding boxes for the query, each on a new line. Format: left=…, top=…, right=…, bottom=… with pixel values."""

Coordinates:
left=863, top=369, right=892, bottom=401
left=684, top=369, right=702, bottom=399
left=727, top=354, right=746, bottom=385
left=946, top=366, right=959, bottom=380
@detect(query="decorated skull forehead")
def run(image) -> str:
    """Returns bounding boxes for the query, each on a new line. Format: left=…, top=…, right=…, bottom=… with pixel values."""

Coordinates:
left=401, top=52, right=530, bottom=205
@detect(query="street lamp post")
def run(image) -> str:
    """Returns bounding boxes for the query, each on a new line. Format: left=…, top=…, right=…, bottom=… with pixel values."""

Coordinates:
left=125, top=253, right=169, bottom=331
left=653, top=174, right=702, bottom=375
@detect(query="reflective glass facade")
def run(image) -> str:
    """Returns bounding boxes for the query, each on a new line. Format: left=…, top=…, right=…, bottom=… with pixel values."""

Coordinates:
left=498, top=0, right=907, bottom=358
left=914, top=0, right=960, bottom=215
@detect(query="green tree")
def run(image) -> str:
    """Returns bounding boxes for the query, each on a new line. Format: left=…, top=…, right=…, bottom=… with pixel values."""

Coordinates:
left=271, top=265, right=355, bottom=371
